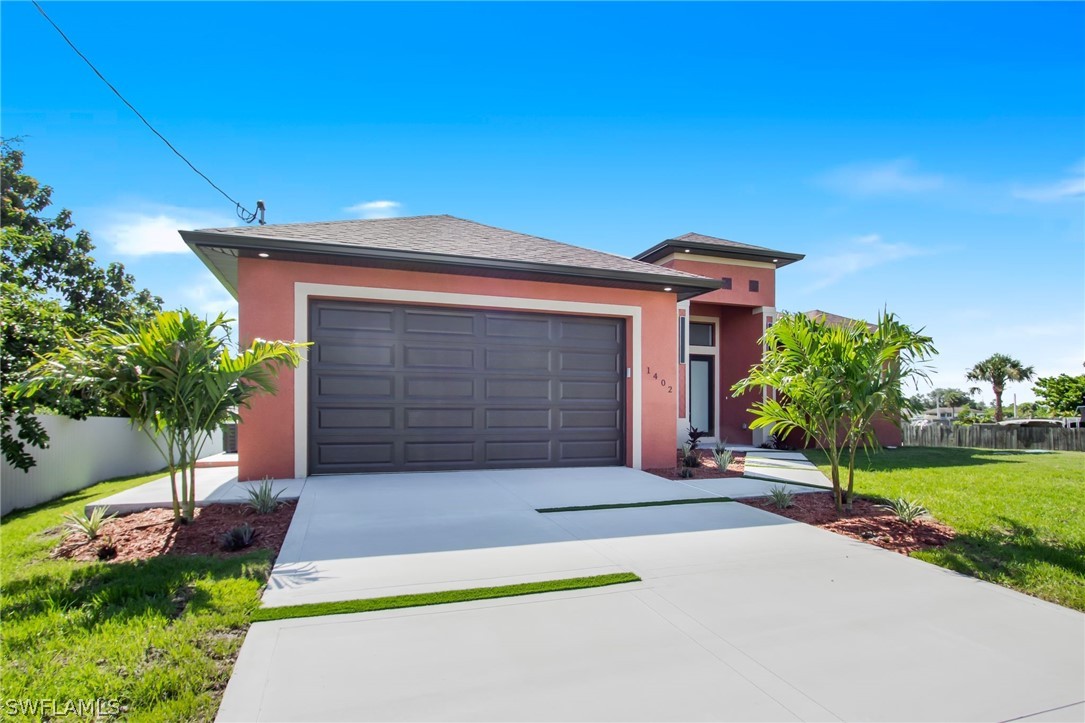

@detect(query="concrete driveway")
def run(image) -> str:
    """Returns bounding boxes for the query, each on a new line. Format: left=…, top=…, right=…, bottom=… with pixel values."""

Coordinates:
left=219, top=468, right=1085, bottom=722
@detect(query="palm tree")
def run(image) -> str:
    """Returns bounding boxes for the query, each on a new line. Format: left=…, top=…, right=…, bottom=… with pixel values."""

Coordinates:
left=966, top=354, right=1035, bottom=422
left=734, top=310, right=936, bottom=513
left=16, top=311, right=305, bottom=521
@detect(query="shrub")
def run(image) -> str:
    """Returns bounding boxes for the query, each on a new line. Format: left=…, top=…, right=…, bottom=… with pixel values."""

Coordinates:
left=680, top=442, right=701, bottom=468
left=768, top=485, right=795, bottom=509
left=687, top=425, right=709, bottom=447
left=878, top=498, right=929, bottom=525
left=96, top=535, right=117, bottom=561
left=220, top=523, right=256, bottom=551
left=245, top=477, right=284, bottom=515
left=679, top=467, right=695, bottom=479
left=61, top=507, right=116, bottom=540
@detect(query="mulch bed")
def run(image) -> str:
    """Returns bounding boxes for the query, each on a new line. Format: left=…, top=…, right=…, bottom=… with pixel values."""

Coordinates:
left=647, top=449, right=746, bottom=481
left=51, top=502, right=297, bottom=563
left=740, top=492, right=955, bottom=555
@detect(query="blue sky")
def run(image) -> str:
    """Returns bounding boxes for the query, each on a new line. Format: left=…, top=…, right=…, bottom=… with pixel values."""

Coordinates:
left=3, top=1, right=1083, bottom=403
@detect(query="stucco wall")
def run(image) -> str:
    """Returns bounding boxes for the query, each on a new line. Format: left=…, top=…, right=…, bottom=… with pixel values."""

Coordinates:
left=662, top=258, right=775, bottom=307
left=237, top=257, right=679, bottom=479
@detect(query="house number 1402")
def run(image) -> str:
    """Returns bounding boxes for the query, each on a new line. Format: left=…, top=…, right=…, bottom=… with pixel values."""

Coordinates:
left=645, top=367, right=673, bottom=394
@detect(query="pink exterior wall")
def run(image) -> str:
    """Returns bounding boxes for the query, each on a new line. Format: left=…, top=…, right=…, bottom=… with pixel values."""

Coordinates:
left=236, top=257, right=679, bottom=479
left=662, top=259, right=775, bottom=307
left=689, top=302, right=766, bottom=446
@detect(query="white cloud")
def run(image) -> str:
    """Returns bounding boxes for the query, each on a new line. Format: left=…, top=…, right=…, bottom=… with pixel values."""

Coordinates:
left=98, top=205, right=235, bottom=255
left=817, top=159, right=945, bottom=197
left=344, top=200, right=403, bottom=219
left=181, top=279, right=238, bottom=320
left=803, top=233, right=930, bottom=291
left=1012, top=162, right=1085, bottom=202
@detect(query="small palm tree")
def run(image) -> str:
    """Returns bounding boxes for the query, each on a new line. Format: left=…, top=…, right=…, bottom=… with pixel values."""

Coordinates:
left=16, top=311, right=306, bottom=521
left=965, top=354, right=1034, bottom=422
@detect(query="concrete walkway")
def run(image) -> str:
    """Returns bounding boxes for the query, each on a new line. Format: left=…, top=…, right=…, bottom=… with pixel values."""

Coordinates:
left=86, top=466, right=305, bottom=516
left=741, top=450, right=834, bottom=489
left=219, top=494, right=1085, bottom=722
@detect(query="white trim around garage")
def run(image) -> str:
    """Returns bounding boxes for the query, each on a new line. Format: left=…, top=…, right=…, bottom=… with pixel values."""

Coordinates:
left=293, top=282, right=644, bottom=478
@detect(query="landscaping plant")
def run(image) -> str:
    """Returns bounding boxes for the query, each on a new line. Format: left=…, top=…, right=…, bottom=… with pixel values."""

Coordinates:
left=16, top=310, right=306, bottom=522
left=966, top=353, right=1035, bottom=422
left=680, top=441, right=700, bottom=468
left=245, top=477, right=284, bottom=515
left=879, top=497, right=930, bottom=525
left=733, top=310, right=936, bottom=513
left=61, top=506, right=116, bottom=540
left=219, top=523, right=256, bottom=551
left=768, top=485, right=795, bottom=509
left=712, top=444, right=733, bottom=471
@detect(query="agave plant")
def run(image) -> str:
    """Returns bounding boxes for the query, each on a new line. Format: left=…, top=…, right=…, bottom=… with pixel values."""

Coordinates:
left=768, top=485, right=795, bottom=509
left=712, top=447, right=733, bottom=471
left=878, top=497, right=929, bottom=525
left=220, top=523, right=256, bottom=551
left=62, top=507, right=116, bottom=540
left=245, top=477, right=284, bottom=515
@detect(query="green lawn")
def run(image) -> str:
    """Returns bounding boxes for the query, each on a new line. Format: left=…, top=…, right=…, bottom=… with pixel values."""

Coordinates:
left=804, top=447, right=1085, bottom=612
left=0, top=471, right=273, bottom=721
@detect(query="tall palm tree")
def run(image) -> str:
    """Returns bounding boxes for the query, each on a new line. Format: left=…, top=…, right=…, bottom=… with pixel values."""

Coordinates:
left=966, top=354, right=1035, bottom=422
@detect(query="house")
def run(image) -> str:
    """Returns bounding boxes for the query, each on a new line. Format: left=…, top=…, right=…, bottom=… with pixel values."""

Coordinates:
left=181, top=216, right=802, bottom=480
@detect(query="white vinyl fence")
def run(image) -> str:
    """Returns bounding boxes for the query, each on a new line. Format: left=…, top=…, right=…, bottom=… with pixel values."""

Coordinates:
left=1, top=414, right=223, bottom=516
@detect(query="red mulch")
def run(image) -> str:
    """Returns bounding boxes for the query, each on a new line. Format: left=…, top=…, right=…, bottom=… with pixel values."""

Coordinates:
left=51, top=502, right=297, bottom=563
left=740, top=492, right=955, bottom=555
left=647, top=449, right=746, bottom=481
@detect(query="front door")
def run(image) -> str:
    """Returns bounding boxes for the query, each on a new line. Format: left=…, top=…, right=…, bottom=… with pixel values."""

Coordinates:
left=689, top=354, right=714, bottom=437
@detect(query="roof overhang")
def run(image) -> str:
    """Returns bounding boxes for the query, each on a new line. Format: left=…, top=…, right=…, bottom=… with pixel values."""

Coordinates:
left=633, top=240, right=805, bottom=268
left=181, top=229, right=722, bottom=302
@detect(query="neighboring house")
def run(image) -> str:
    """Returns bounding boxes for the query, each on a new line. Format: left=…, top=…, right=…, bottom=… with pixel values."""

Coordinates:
left=181, top=216, right=802, bottom=480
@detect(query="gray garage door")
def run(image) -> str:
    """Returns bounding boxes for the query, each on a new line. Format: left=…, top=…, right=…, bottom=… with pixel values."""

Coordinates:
left=308, top=300, right=626, bottom=474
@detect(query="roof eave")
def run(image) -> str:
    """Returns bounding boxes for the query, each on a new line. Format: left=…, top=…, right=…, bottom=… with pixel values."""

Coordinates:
left=633, top=241, right=805, bottom=268
left=180, top=230, right=721, bottom=301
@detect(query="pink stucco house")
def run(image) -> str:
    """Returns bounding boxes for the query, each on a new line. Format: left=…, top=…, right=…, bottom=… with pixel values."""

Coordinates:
left=181, top=216, right=803, bottom=481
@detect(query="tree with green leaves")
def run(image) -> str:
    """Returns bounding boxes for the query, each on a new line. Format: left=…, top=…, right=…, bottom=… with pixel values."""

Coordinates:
left=733, top=311, right=936, bottom=513
left=965, top=354, right=1035, bottom=422
left=2, top=140, right=162, bottom=470
left=16, top=311, right=306, bottom=521
left=1032, top=374, right=1085, bottom=416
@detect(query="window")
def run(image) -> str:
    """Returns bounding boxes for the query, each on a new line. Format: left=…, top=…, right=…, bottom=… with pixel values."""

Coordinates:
left=720, top=277, right=732, bottom=290
left=690, top=322, right=714, bottom=347
left=678, top=317, right=686, bottom=363
left=749, top=279, right=760, bottom=292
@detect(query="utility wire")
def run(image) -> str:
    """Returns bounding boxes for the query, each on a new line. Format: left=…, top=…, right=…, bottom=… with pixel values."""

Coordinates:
left=31, top=0, right=264, bottom=224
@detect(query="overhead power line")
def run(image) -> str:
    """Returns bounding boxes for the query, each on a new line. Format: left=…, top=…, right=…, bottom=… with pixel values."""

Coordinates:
left=31, top=0, right=265, bottom=225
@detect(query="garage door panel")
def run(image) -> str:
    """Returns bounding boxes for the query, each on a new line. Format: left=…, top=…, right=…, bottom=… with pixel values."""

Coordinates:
left=485, top=378, right=552, bottom=401
left=404, top=346, right=475, bottom=369
left=317, top=374, right=395, bottom=399
left=318, top=408, right=395, bottom=430
left=485, top=408, right=551, bottom=430
left=560, top=409, right=621, bottom=429
left=405, top=377, right=475, bottom=399
left=403, top=310, right=475, bottom=335
left=404, top=441, right=475, bottom=464
left=484, top=348, right=551, bottom=372
left=484, top=315, right=552, bottom=340
left=404, top=408, right=475, bottom=429
left=309, top=300, right=624, bottom=474
left=316, top=307, right=394, bottom=333
left=318, top=343, right=394, bottom=367
left=560, top=381, right=622, bottom=401
left=560, top=439, right=622, bottom=461
left=318, top=442, right=394, bottom=466
left=560, top=350, right=621, bottom=373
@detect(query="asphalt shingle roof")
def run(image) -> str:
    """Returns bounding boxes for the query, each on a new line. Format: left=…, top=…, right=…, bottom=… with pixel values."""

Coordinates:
left=668, top=232, right=784, bottom=254
left=196, top=215, right=712, bottom=282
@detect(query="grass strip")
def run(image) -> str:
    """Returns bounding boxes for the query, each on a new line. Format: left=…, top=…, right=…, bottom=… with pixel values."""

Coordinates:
left=253, top=572, right=641, bottom=622
left=536, top=497, right=732, bottom=514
